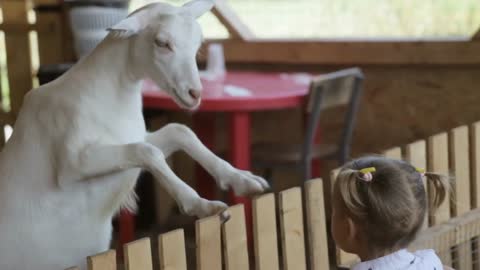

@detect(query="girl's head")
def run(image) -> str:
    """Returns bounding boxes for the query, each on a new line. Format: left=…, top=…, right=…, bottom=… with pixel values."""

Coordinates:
left=331, top=156, right=449, bottom=258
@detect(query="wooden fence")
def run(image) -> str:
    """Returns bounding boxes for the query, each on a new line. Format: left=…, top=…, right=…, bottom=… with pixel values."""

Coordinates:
left=65, top=121, right=480, bottom=270
left=66, top=179, right=330, bottom=270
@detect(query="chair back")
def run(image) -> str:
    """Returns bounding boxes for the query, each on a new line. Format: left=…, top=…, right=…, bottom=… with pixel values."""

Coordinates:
left=301, top=68, right=364, bottom=179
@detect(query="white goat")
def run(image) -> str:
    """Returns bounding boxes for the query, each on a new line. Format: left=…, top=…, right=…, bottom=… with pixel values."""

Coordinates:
left=0, top=1, right=268, bottom=269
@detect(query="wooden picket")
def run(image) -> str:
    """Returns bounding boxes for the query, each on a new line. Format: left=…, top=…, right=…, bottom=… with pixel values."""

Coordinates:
left=253, top=193, right=279, bottom=270
left=405, top=140, right=428, bottom=229
left=279, top=187, right=307, bottom=270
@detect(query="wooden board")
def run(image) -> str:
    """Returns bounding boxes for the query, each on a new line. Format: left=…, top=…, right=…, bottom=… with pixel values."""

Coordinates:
left=279, top=187, right=306, bottom=270
left=305, top=179, right=330, bottom=270
left=471, top=122, right=480, bottom=209
left=196, top=215, right=222, bottom=270
left=203, top=39, right=480, bottom=65
left=123, top=238, right=153, bottom=270
left=405, top=140, right=428, bottom=230
left=222, top=204, right=249, bottom=270
left=253, top=193, right=279, bottom=270
left=427, top=132, right=451, bottom=225
left=158, top=229, right=187, bottom=270
left=2, top=0, right=33, bottom=116
left=87, top=250, right=116, bottom=270
left=449, top=126, right=472, bottom=270
left=382, top=147, right=402, bottom=159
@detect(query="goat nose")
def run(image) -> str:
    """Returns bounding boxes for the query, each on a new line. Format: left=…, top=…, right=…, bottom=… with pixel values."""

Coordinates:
left=189, top=89, right=201, bottom=100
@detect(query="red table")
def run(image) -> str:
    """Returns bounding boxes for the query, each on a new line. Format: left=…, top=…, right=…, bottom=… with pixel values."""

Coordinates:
left=120, top=71, right=312, bottom=247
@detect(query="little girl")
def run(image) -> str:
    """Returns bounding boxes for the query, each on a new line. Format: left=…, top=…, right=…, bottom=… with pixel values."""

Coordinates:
left=331, top=156, right=450, bottom=270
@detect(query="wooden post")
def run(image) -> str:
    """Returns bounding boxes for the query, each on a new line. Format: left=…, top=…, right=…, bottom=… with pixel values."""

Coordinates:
left=3, top=0, right=33, bottom=116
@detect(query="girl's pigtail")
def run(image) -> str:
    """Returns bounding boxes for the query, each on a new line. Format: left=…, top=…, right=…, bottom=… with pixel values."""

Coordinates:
left=424, top=172, right=450, bottom=212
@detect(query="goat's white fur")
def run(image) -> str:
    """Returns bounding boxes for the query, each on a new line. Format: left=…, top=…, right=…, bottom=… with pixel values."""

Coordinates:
left=0, top=1, right=268, bottom=269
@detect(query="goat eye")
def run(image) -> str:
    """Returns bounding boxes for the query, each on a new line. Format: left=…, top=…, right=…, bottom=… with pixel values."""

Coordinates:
left=155, top=39, right=171, bottom=50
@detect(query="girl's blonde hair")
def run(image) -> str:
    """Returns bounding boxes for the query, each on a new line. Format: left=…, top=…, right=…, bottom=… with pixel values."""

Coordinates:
left=335, top=156, right=449, bottom=251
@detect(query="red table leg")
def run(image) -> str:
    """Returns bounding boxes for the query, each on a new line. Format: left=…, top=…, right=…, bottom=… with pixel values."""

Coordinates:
left=228, top=112, right=253, bottom=246
left=118, top=209, right=135, bottom=254
left=193, top=113, right=217, bottom=200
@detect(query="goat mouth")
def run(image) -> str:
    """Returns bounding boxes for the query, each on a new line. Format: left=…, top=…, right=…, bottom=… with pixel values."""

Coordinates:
left=172, top=90, right=200, bottom=110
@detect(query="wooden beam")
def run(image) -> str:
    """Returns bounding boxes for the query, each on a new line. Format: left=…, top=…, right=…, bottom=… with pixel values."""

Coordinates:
left=473, top=27, right=480, bottom=40
left=202, top=39, right=480, bottom=66
left=212, top=0, right=254, bottom=40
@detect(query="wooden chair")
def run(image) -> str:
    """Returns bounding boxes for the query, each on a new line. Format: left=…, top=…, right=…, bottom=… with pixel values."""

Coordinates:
left=252, top=68, right=364, bottom=182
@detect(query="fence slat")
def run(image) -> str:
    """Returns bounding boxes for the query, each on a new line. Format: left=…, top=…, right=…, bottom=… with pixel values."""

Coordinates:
left=223, top=204, right=249, bottom=270
left=158, top=229, right=187, bottom=270
left=279, top=187, right=306, bottom=270
left=196, top=215, right=222, bottom=270
left=450, top=126, right=473, bottom=270
left=331, top=169, right=359, bottom=267
left=405, top=140, right=429, bottom=230
left=427, top=132, right=452, bottom=266
left=3, top=0, right=33, bottom=116
left=427, top=132, right=451, bottom=225
left=383, top=147, right=402, bottom=159
left=124, top=237, right=153, bottom=270
left=87, top=250, right=116, bottom=270
left=305, top=179, right=330, bottom=270
left=472, top=122, right=480, bottom=209
left=253, top=193, right=279, bottom=270
left=450, top=126, right=471, bottom=216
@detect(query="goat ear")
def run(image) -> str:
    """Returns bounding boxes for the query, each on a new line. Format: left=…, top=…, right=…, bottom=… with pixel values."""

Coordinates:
left=182, top=0, right=214, bottom=18
left=107, top=16, right=143, bottom=38
left=107, top=5, right=153, bottom=38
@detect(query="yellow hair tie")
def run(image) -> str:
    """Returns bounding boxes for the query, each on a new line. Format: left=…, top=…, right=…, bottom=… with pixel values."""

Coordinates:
left=416, top=167, right=425, bottom=173
left=359, top=167, right=376, bottom=174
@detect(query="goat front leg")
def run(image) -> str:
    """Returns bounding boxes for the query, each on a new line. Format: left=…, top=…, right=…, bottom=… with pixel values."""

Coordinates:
left=58, top=143, right=228, bottom=218
left=146, top=123, right=269, bottom=196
